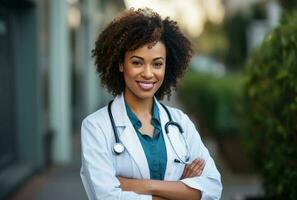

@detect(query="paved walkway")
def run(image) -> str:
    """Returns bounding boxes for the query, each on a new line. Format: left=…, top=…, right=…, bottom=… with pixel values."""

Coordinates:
left=11, top=134, right=87, bottom=200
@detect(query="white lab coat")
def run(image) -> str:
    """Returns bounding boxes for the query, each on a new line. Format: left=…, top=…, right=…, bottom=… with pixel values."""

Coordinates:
left=80, top=93, right=222, bottom=200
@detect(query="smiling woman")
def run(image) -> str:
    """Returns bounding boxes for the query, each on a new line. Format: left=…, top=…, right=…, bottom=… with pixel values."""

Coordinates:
left=80, top=8, right=222, bottom=200
left=120, top=42, right=166, bottom=103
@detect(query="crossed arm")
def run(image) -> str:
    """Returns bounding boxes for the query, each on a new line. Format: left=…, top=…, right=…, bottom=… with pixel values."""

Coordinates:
left=118, top=159, right=205, bottom=200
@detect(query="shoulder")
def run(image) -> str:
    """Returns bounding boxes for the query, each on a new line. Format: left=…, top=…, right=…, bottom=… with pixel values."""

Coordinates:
left=159, top=103, right=191, bottom=123
left=80, top=105, right=115, bottom=155
left=81, top=105, right=110, bottom=131
left=159, top=103, right=200, bottom=134
left=80, top=105, right=116, bottom=148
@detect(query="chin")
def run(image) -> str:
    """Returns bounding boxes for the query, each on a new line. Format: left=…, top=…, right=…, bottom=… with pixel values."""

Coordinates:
left=135, top=92, right=155, bottom=100
left=130, top=88, right=157, bottom=100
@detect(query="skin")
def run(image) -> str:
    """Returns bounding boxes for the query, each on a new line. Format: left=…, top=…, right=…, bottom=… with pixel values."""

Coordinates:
left=118, top=41, right=204, bottom=200
left=118, top=159, right=205, bottom=200
left=119, top=41, right=166, bottom=138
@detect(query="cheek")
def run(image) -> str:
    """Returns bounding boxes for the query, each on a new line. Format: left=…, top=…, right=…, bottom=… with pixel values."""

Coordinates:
left=158, top=70, right=166, bottom=82
left=123, top=71, right=137, bottom=87
left=155, top=73, right=165, bottom=88
left=123, top=69, right=135, bottom=80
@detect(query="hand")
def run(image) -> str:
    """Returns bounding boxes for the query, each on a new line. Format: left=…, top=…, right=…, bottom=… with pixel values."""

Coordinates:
left=181, top=158, right=205, bottom=179
left=118, top=176, right=134, bottom=191
left=118, top=176, right=150, bottom=194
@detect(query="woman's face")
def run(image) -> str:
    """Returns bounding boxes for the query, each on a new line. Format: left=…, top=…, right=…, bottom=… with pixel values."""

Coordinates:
left=120, top=41, right=166, bottom=101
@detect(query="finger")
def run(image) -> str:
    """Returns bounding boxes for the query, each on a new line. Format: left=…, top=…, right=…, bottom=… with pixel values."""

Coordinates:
left=188, top=159, right=204, bottom=177
left=191, top=160, right=202, bottom=173
left=181, top=165, right=186, bottom=179
left=185, top=159, right=199, bottom=177
left=193, top=160, right=205, bottom=177
left=182, top=164, right=190, bottom=179
left=195, top=159, right=205, bottom=171
left=197, top=160, right=206, bottom=176
left=187, top=160, right=200, bottom=177
left=184, top=162, right=195, bottom=178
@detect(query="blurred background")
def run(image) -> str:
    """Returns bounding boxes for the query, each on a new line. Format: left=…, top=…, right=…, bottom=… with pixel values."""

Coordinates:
left=0, top=0, right=296, bottom=199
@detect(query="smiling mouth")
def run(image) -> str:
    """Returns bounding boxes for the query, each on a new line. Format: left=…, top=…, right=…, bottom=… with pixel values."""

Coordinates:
left=136, top=81, right=156, bottom=90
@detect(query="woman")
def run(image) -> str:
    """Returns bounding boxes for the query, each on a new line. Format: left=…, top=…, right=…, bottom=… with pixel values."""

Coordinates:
left=80, top=8, right=222, bottom=200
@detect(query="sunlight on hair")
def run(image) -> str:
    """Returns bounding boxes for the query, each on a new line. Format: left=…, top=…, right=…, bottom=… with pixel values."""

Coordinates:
left=124, top=0, right=225, bottom=37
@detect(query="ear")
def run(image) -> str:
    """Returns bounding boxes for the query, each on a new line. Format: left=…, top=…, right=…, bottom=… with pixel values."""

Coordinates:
left=119, top=64, right=123, bottom=72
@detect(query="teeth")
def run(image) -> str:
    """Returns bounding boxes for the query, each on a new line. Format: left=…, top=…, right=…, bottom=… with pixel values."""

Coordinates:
left=138, top=82, right=154, bottom=90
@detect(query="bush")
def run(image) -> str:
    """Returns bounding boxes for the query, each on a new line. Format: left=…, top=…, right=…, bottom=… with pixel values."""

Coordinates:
left=178, top=71, right=243, bottom=138
left=178, top=70, right=255, bottom=172
left=223, top=12, right=250, bottom=70
left=243, top=12, right=297, bottom=199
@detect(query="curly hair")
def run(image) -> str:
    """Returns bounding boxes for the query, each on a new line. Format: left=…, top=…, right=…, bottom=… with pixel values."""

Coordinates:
left=92, top=8, right=193, bottom=100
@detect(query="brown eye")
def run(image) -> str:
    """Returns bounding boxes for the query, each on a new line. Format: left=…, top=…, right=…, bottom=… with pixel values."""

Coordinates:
left=153, top=62, right=163, bottom=68
left=131, top=60, right=142, bottom=66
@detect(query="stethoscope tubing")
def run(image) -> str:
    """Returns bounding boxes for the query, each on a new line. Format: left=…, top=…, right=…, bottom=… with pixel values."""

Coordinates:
left=108, top=100, right=191, bottom=164
left=159, top=103, right=191, bottom=164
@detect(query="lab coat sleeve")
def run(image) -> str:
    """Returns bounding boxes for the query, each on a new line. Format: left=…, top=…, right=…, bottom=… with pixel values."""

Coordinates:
left=179, top=114, right=222, bottom=200
left=80, top=118, right=152, bottom=200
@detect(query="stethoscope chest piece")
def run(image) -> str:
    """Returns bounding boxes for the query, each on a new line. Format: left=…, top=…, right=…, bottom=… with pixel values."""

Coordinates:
left=113, top=143, right=125, bottom=155
left=108, top=100, right=125, bottom=155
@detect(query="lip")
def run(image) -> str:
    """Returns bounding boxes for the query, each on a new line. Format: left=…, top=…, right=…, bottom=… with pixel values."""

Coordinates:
left=136, top=81, right=156, bottom=91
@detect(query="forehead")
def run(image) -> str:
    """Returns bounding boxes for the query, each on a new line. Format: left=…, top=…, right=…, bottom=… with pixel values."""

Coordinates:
left=125, top=41, right=166, bottom=59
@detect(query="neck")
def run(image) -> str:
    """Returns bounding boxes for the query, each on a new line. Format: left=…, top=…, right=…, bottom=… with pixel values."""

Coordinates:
left=124, top=92, right=153, bottom=116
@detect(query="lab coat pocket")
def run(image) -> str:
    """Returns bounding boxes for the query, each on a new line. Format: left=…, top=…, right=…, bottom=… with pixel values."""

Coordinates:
left=166, top=145, right=188, bottom=180
left=114, top=151, right=141, bottom=179
left=166, top=129, right=189, bottom=180
left=170, top=161, right=186, bottom=180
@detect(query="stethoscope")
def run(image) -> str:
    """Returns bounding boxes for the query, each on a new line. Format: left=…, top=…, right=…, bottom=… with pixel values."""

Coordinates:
left=108, top=100, right=191, bottom=164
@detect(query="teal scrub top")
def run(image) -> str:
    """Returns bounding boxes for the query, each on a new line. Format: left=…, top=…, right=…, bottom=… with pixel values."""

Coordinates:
left=125, top=100, right=167, bottom=180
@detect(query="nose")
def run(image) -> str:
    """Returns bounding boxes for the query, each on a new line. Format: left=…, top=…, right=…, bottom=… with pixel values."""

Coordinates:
left=142, top=65, right=153, bottom=79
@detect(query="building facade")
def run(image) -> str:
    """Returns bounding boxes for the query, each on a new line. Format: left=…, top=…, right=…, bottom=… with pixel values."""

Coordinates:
left=0, top=0, right=124, bottom=198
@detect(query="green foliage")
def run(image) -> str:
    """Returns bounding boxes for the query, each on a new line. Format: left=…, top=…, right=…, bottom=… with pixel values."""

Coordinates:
left=243, top=12, right=297, bottom=199
left=278, top=0, right=297, bottom=12
left=250, top=2, right=267, bottom=20
left=194, top=21, right=228, bottom=59
left=223, top=12, right=250, bottom=70
left=178, top=71, right=243, bottom=138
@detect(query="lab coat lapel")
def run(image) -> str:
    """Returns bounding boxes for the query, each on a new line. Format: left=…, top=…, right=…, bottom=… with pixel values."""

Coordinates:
left=112, top=94, right=150, bottom=179
left=155, top=100, right=176, bottom=180
left=119, top=125, right=150, bottom=179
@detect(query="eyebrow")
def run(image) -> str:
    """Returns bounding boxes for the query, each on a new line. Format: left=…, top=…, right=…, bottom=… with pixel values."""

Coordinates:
left=130, top=56, right=164, bottom=61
